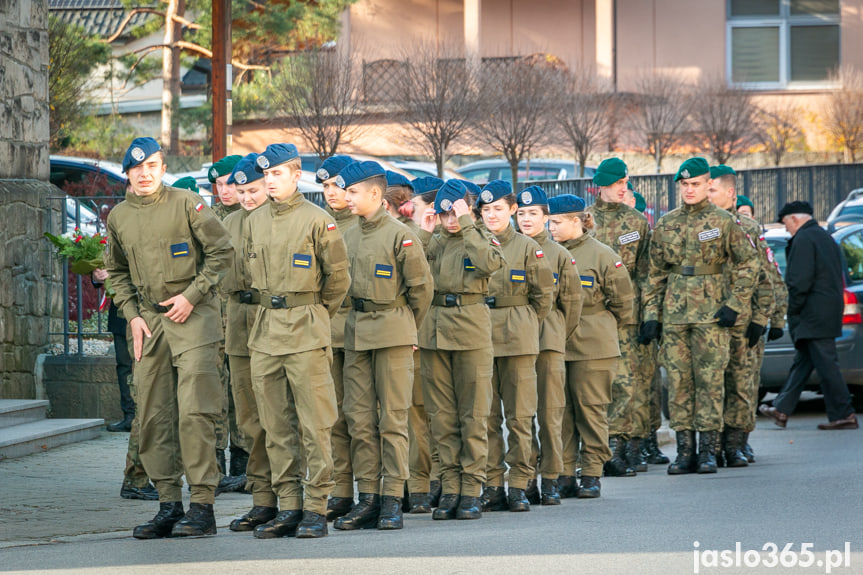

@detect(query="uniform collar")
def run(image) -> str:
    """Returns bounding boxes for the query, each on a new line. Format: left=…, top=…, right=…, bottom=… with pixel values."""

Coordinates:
left=220, top=202, right=242, bottom=214
left=126, top=184, right=164, bottom=206
left=531, top=229, right=550, bottom=246
left=270, top=190, right=304, bottom=214
left=493, top=223, right=516, bottom=245
left=561, top=233, right=590, bottom=250
left=360, top=204, right=388, bottom=231
left=327, top=204, right=355, bottom=223
left=593, top=196, right=621, bottom=212
left=683, top=197, right=710, bottom=213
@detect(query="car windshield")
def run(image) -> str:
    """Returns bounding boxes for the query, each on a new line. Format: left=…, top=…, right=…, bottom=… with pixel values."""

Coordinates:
left=765, top=238, right=789, bottom=276
left=837, top=204, right=863, bottom=219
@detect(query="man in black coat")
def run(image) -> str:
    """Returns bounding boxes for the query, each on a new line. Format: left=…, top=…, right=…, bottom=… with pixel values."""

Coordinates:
left=759, top=201, right=857, bottom=430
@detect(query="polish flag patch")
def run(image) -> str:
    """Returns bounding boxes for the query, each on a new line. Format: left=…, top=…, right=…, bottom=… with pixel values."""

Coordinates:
left=571, top=258, right=577, bottom=265
left=402, top=239, right=413, bottom=247
left=326, top=223, right=336, bottom=231
left=615, top=261, right=623, bottom=268
left=195, top=203, right=204, bottom=212
left=535, top=250, right=544, bottom=258
left=491, top=238, right=501, bottom=247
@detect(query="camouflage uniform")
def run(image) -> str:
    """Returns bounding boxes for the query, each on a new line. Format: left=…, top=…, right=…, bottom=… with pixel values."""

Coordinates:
left=751, top=238, right=788, bottom=421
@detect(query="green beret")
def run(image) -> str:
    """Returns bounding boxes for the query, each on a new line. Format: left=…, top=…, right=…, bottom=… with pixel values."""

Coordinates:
left=208, top=154, right=243, bottom=183
left=633, top=191, right=646, bottom=213
left=593, top=157, right=628, bottom=187
left=736, top=195, right=754, bottom=210
left=627, top=181, right=634, bottom=191
left=674, top=157, right=710, bottom=182
left=710, top=164, right=737, bottom=179
left=172, top=176, right=199, bottom=193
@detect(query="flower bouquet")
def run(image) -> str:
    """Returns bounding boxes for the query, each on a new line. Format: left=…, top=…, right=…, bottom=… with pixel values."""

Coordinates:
left=44, top=228, right=114, bottom=297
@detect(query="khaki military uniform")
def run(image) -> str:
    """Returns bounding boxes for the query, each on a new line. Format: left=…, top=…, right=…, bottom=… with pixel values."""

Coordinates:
left=587, top=197, right=650, bottom=440
left=485, top=225, right=554, bottom=490
left=244, top=191, right=350, bottom=515
left=105, top=185, right=233, bottom=504
left=559, top=234, right=634, bottom=478
left=341, top=206, right=433, bottom=497
left=222, top=205, right=275, bottom=507
left=644, top=198, right=758, bottom=432
left=121, top=330, right=150, bottom=490
left=326, top=205, right=359, bottom=499
left=418, top=214, right=504, bottom=497
left=528, top=230, right=583, bottom=481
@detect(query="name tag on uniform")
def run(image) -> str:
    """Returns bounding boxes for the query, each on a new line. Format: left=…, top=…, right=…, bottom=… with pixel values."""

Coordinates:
left=375, top=264, right=393, bottom=278
left=618, top=231, right=641, bottom=245
left=293, top=254, right=312, bottom=268
left=464, top=258, right=476, bottom=271
left=698, top=228, right=721, bottom=242
left=553, top=272, right=559, bottom=285
left=171, top=242, right=189, bottom=258
left=510, top=270, right=526, bottom=283
left=580, top=275, right=595, bottom=287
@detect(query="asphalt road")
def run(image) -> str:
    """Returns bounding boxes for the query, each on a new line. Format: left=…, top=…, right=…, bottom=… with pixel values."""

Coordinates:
left=1, top=396, right=861, bottom=575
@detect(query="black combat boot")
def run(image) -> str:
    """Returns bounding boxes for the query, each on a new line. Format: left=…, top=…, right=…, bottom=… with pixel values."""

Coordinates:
left=557, top=475, right=578, bottom=499
left=132, top=501, right=184, bottom=539
left=432, top=494, right=460, bottom=520
left=540, top=478, right=561, bottom=506
left=253, top=509, right=303, bottom=538
left=215, top=473, right=247, bottom=496
left=525, top=478, right=541, bottom=505
left=408, top=492, right=432, bottom=514
left=626, top=438, right=648, bottom=472
left=742, top=432, right=756, bottom=463
left=229, top=447, right=249, bottom=477
left=576, top=476, right=601, bottom=499
left=295, top=511, right=328, bottom=538
left=667, top=430, right=697, bottom=475
left=646, top=430, right=670, bottom=464
left=696, top=431, right=719, bottom=474
left=456, top=496, right=482, bottom=520
left=171, top=502, right=216, bottom=537
left=333, top=493, right=380, bottom=530
left=723, top=427, right=749, bottom=468
left=429, top=480, right=442, bottom=508
left=106, top=413, right=134, bottom=432
left=326, top=497, right=354, bottom=521
left=377, top=496, right=403, bottom=530
left=507, top=487, right=530, bottom=512
left=229, top=505, right=278, bottom=532
left=121, top=482, right=159, bottom=501
left=604, top=435, right=636, bottom=477
left=715, top=432, right=726, bottom=468
left=480, top=486, right=508, bottom=512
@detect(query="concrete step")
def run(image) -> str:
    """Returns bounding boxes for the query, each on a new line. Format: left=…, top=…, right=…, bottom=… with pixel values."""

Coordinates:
left=0, top=399, right=50, bottom=429
left=0, top=418, right=104, bottom=460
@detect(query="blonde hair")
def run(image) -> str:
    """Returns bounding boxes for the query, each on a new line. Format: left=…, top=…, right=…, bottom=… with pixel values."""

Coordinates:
left=284, top=157, right=302, bottom=173
left=557, top=211, right=594, bottom=230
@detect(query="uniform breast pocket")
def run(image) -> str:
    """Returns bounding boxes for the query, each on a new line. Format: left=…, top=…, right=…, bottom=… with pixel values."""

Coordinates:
left=127, top=246, right=144, bottom=286
left=660, top=228, right=684, bottom=265
left=160, top=238, right=197, bottom=283
left=697, top=226, right=724, bottom=261
left=247, top=244, right=268, bottom=291
left=286, top=241, right=318, bottom=291
left=370, top=257, right=399, bottom=301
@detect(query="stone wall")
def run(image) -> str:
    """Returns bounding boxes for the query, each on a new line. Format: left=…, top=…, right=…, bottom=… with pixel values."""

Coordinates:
left=0, top=0, right=50, bottom=180
left=41, top=354, right=123, bottom=421
left=0, top=181, right=64, bottom=400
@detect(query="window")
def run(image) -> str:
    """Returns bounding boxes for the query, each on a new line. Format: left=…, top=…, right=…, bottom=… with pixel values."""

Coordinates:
left=727, top=0, right=840, bottom=89
left=841, top=232, right=863, bottom=283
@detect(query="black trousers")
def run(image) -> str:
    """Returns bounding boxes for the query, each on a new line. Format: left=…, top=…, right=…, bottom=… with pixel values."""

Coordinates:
left=114, top=331, right=135, bottom=417
left=773, top=338, right=853, bottom=422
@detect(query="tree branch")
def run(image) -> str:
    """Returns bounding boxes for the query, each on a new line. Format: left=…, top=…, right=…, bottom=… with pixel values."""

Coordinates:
left=103, top=8, right=165, bottom=44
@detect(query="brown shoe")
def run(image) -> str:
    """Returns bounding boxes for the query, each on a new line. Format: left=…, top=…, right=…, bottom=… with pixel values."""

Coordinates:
left=817, top=413, right=858, bottom=430
left=759, top=404, right=788, bottom=428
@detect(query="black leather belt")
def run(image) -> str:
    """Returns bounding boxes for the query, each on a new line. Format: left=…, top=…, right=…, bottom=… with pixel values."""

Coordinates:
left=352, top=295, right=408, bottom=312
left=235, top=290, right=260, bottom=305
left=259, top=292, right=322, bottom=309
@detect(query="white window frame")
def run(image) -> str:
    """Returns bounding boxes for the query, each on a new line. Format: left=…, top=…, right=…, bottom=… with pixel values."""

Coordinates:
left=726, top=0, right=841, bottom=90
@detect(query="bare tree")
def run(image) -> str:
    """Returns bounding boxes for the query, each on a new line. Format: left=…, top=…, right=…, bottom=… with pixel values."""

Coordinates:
left=399, top=40, right=479, bottom=177
left=691, top=75, right=757, bottom=165
left=754, top=100, right=805, bottom=166
left=559, top=67, right=615, bottom=177
left=473, top=55, right=564, bottom=185
left=270, top=48, right=363, bottom=159
left=823, top=65, right=863, bottom=163
left=627, top=70, right=691, bottom=173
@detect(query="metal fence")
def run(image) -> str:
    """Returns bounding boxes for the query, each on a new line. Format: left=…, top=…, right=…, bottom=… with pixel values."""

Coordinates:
left=532, top=163, right=863, bottom=226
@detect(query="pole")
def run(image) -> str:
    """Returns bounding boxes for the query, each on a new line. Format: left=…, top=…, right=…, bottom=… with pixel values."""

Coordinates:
left=212, top=0, right=231, bottom=162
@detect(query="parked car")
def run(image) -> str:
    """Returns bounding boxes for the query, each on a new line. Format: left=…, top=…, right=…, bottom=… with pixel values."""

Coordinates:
left=759, top=224, right=863, bottom=407
left=456, top=158, right=596, bottom=186
left=389, top=160, right=462, bottom=181
left=826, top=188, right=863, bottom=232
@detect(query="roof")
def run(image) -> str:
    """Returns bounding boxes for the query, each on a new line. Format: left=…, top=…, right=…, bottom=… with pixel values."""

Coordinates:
left=49, top=0, right=156, bottom=40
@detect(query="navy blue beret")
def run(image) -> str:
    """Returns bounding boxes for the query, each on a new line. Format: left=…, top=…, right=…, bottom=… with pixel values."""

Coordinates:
left=434, top=180, right=467, bottom=214
left=386, top=170, right=414, bottom=189
left=517, top=185, right=548, bottom=207
left=337, top=160, right=386, bottom=189
left=255, top=143, right=299, bottom=172
left=458, top=179, right=482, bottom=196
left=316, top=155, right=354, bottom=183
left=412, top=176, right=444, bottom=196
left=228, top=153, right=264, bottom=185
left=122, top=137, right=161, bottom=173
left=475, top=179, right=512, bottom=206
left=548, top=194, right=586, bottom=214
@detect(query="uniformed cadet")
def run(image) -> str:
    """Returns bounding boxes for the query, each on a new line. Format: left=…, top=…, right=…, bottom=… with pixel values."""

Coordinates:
left=411, top=177, right=444, bottom=228
left=384, top=171, right=443, bottom=514
left=641, top=157, right=758, bottom=475
left=105, top=137, right=233, bottom=538
left=738, top=194, right=788, bottom=462
left=244, top=143, right=350, bottom=539
left=707, top=165, right=775, bottom=468
left=515, top=186, right=583, bottom=505
left=314, top=154, right=359, bottom=522
left=586, top=159, right=651, bottom=476
left=207, top=154, right=252, bottom=490
left=332, top=161, right=433, bottom=531
left=478, top=180, right=554, bottom=513
left=417, top=179, right=504, bottom=520
left=215, top=154, right=279, bottom=532
left=548, top=194, right=634, bottom=499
